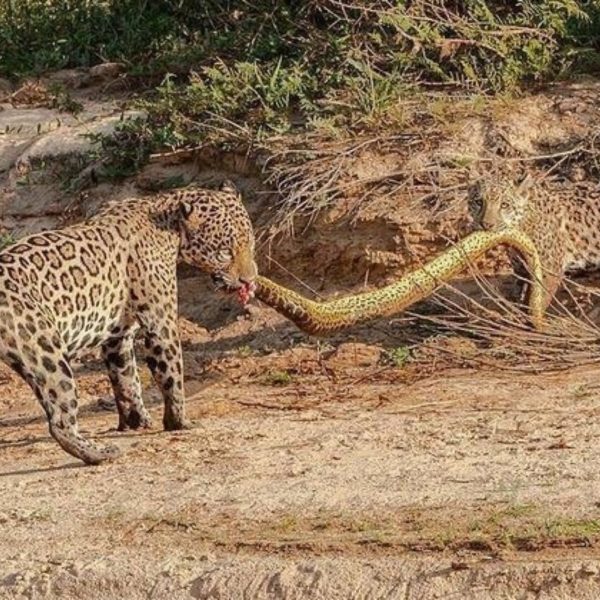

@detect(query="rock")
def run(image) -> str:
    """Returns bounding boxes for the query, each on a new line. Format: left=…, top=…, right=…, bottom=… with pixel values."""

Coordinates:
left=44, top=69, right=91, bottom=89
left=15, top=111, right=145, bottom=166
left=0, top=139, right=33, bottom=173
left=0, top=106, right=64, bottom=136
left=89, top=63, right=125, bottom=81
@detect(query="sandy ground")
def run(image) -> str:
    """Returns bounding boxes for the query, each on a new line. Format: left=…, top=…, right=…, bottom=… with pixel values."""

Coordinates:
left=2, top=282, right=600, bottom=599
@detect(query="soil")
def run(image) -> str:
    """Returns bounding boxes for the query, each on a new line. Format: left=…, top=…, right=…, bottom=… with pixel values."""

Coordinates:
left=3, top=296, right=600, bottom=599
left=2, top=72, right=600, bottom=598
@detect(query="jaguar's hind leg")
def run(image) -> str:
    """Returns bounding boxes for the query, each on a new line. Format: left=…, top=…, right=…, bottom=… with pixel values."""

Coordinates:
left=35, top=358, right=120, bottom=464
left=102, top=329, right=152, bottom=431
left=2, top=326, right=121, bottom=465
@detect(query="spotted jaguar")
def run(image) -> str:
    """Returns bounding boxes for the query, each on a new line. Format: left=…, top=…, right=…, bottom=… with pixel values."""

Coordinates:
left=0, top=182, right=257, bottom=464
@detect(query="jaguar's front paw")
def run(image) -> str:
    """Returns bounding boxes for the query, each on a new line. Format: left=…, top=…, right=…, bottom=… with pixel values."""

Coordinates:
left=127, top=409, right=153, bottom=430
left=163, top=415, right=192, bottom=431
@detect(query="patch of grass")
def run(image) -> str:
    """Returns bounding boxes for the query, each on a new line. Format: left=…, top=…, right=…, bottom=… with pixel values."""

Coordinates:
left=501, top=503, right=537, bottom=519
left=46, top=83, right=84, bottom=115
left=236, top=345, right=255, bottom=359
left=261, top=369, right=294, bottom=387
left=455, top=506, right=600, bottom=551
left=541, top=517, right=600, bottom=539
left=382, top=346, right=412, bottom=368
left=274, top=515, right=298, bottom=534
left=124, top=503, right=600, bottom=554
left=571, top=383, right=591, bottom=400
left=0, top=233, right=16, bottom=251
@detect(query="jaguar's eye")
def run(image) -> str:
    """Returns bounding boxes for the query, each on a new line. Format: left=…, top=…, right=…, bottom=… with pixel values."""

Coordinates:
left=500, top=202, right=510, bottom=210
left=217, top=248, right=233, bottom=262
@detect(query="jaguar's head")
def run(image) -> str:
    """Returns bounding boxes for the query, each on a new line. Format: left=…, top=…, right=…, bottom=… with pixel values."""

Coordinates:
left=177, top=181, right=258, bottom=299
left=468, top=175, right=534, bottom=231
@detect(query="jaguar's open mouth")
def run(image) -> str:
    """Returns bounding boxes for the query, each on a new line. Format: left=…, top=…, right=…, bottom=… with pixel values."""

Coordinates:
left=237, top=280, right=256, bottom=305
left=211, top=274, right=256, bottom=305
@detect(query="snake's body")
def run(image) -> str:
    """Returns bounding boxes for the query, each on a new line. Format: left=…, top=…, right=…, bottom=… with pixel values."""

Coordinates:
left=255, top=229, right=545, bottom=335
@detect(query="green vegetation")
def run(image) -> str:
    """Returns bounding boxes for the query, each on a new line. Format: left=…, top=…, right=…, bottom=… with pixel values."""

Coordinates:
left=91, top=1, right=600, bottom=164
left=236, top=345, right=255, bottom=359
left=135, top=503, right=600, bottom=553
left=0, top=0, right=207, bottom=78
left=382, top=345, right=412, bottom=368
left=2, top=1, right=599, bottom=203
left=0, top=233, right=16, bottom=251
left=3, top=2, right=599, bottom=84
left=46, top=83, right=84, bottom=114
left=261, top=369, right=294, bottom=386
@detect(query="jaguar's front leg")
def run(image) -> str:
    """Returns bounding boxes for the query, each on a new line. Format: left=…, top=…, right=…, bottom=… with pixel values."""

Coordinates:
left=102, top=327, right=152, bottom=431
left=141, top=314, right=189, bottom=431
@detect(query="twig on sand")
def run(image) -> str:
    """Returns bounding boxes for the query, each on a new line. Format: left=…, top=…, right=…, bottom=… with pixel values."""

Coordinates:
left=234, top=399, right=307, bottom=411
left=383, top=398, right=460, bottom=414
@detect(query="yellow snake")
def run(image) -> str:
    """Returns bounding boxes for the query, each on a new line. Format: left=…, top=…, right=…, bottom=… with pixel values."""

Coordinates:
left=254, top=228, right=545, bottom=335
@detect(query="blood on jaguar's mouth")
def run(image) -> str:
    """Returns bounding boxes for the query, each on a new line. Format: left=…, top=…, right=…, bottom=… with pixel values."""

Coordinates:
left=237, top=280, right=256, bottom=306
left=211, top=274, right=256, bottom=304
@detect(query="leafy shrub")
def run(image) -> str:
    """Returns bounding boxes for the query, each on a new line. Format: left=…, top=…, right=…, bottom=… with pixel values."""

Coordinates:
left=4, top=1, right=598, bottom=176
left=382, top=346, right=412, bottom=368
left=105, top=2, right=600, bottom=158
left=2, top=1, right=598, bottom=85
left=0, top=233, right=16, bottom=251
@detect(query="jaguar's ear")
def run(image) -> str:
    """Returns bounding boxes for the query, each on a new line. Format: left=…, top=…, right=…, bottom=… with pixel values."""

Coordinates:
left=467, top=179, right=484, bottom=201
left=220, top=179, right=238, bottom=194
left=516, top=172, right=535, bottom=192
left=179, top=200, right=194, bottom=219
left=179, top=200, right=209, bottom=226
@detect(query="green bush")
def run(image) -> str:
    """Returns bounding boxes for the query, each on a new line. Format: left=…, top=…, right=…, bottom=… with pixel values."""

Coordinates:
left=2, top=1, right=598, bottom=85
left=0, top=233, right=16, bottom=251
left=3, top=1, right=598, bottom=176
left=108, top=1, right=600, bottom=159
left=1, top=0, right=178, bottom=76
